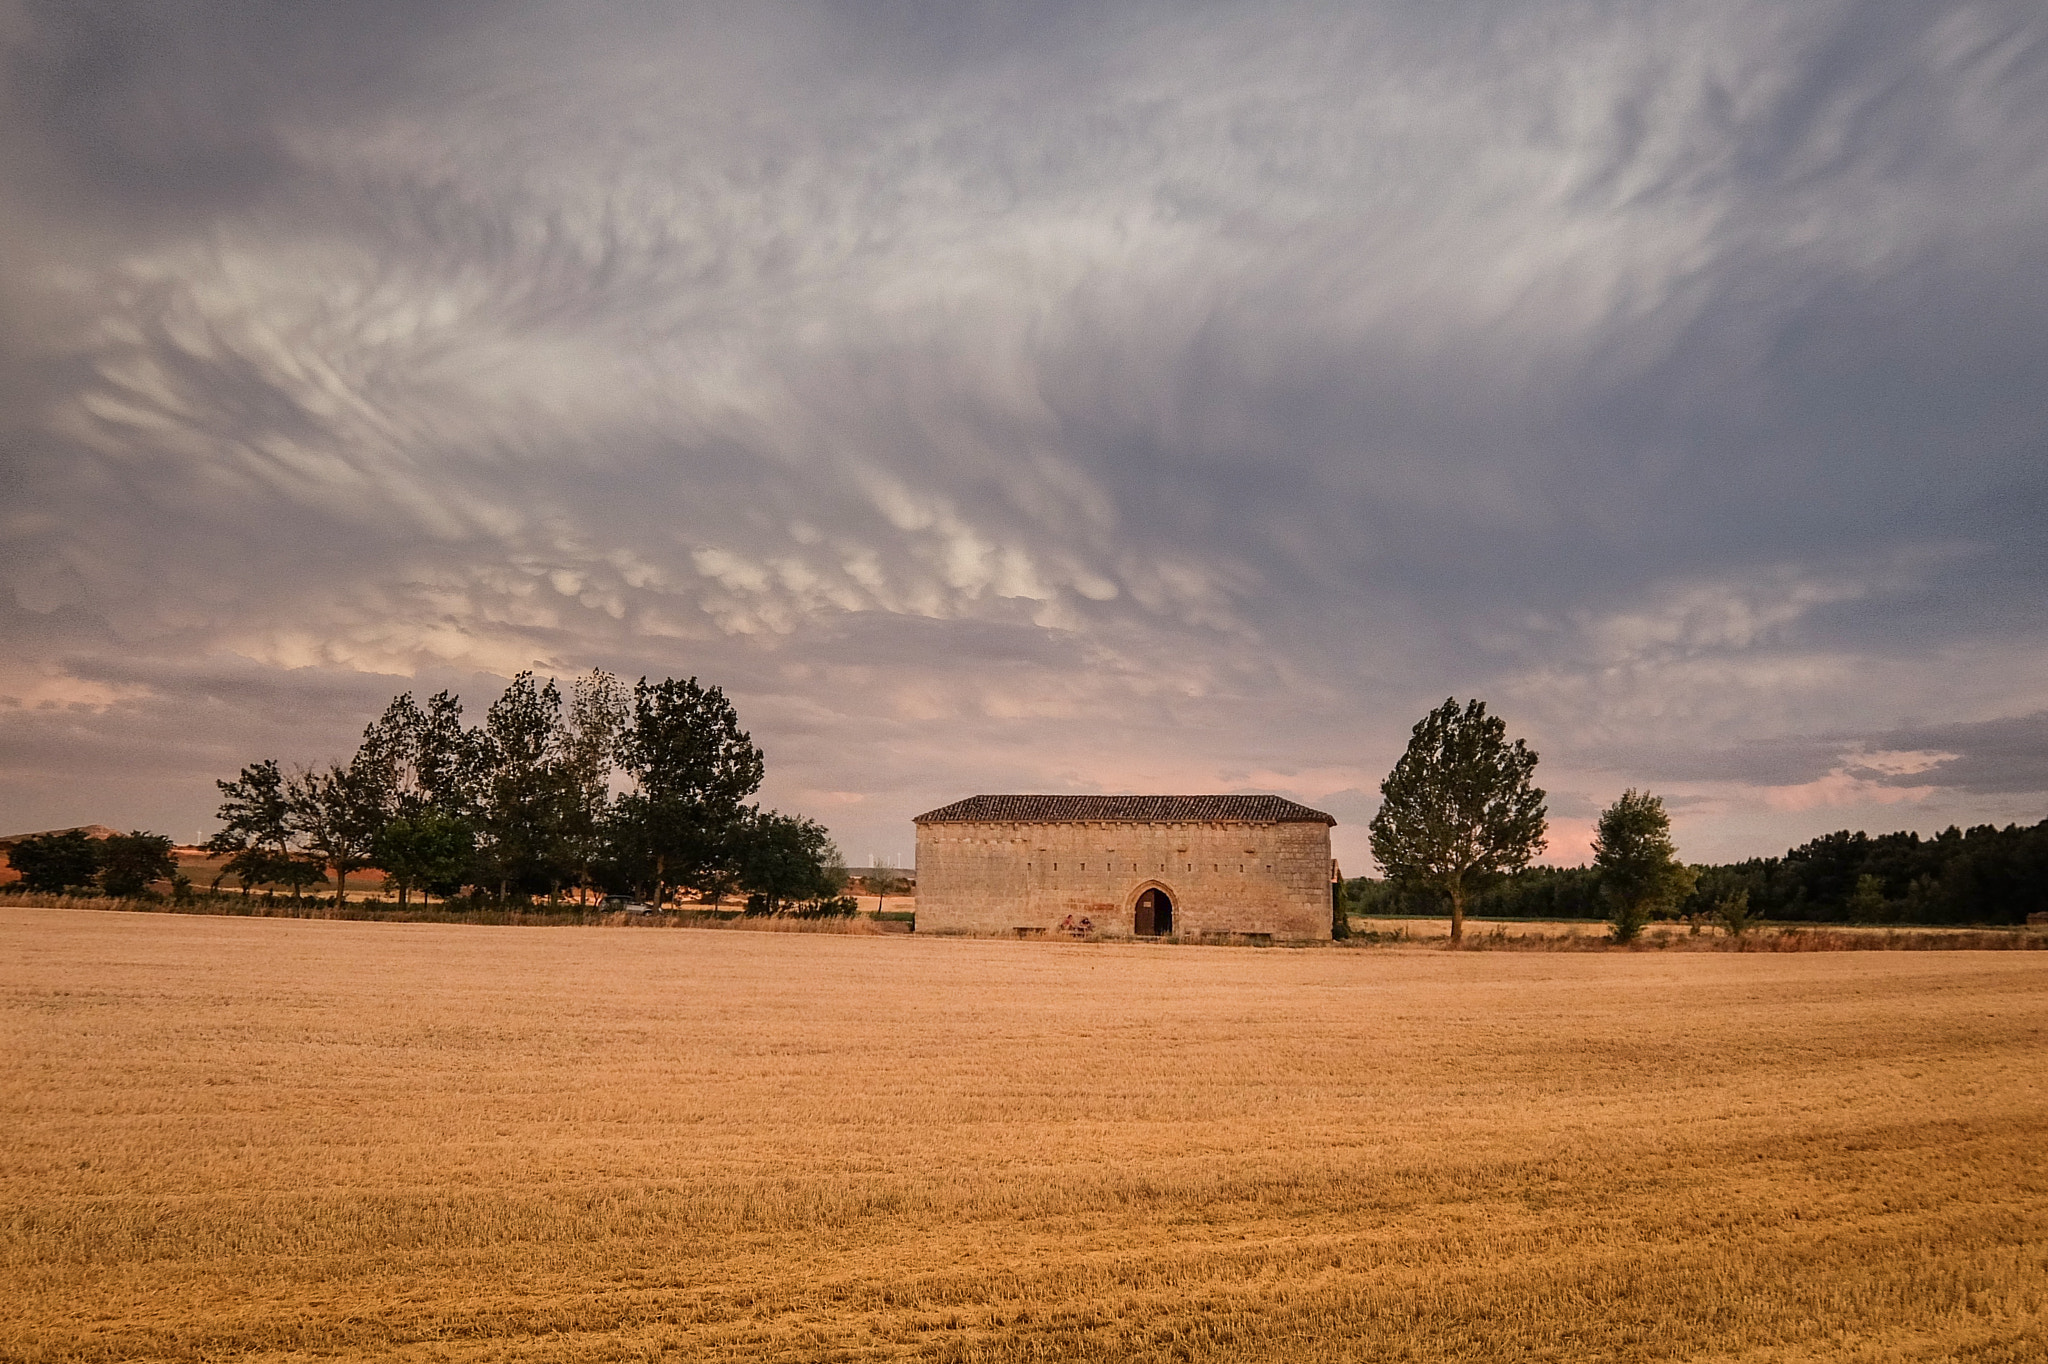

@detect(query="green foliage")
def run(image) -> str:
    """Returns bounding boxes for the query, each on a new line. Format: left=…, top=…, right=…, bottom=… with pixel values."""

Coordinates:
left=611, top=676, right=765, bottom=904
left=98, top=831, right=176, bottom=897
left=1714, top=889, right=1755, bottom=937
left=1847, top=873, right=1889, bottom=923
left=1474, top=864, right=1603, bottom=919
left=1593, top=789, right=1697, bottom=943
left=371, top=811, right=474, bottom=905
left=617, top=676, right=765, bottom=810
left=1342, top=875, right=1440, bottom=917
left=218, top=848, right=311, bottom=898
left=782, top=894, right=861, bottom=919
left=208, top=760, right=297, bottom=896
left=1675, top=820, right=2048, bottom=926
left=287, top=763, right=385, bottom=905
left=1608, top=896, right=1651, bottom=944
left=9, top=830, right=104, bottom=893
left=1354, top=817, right=2048, bottom=929
left=355, top=690, right=487, bottom=820
left=1367, top=697, right=1547, bottom=943
left=348, top=674, right=625, bottom=904
left=558, top=670, right=629, bottom=900
left=209, top=669, right=821, bottom=911
left=738, top=811, right=841, bottom=914
left=474, top=672, right=576, bottom=898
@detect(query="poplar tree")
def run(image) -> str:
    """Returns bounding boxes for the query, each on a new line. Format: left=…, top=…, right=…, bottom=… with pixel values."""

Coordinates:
left=475, top=672, right=573, bottom=900
left=1592, top=789, right=1696, bottom=942
left=560, top=670, right=628, bottom=903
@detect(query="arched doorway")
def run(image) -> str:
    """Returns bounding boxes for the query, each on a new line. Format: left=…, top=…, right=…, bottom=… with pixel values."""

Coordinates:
left=1133, top=885, right=1175, bottom=937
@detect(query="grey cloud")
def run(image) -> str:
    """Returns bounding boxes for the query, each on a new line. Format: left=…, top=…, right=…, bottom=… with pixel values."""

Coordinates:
left=1862, top=712, right=2048, bottom=795
left=1559, top=708, right=2048, bottom=818
left=1580, top=736, right=1849, bottom=791
left=3, top=0, right=2046, bottom=866
left=2, top=0, right=511, bottom=220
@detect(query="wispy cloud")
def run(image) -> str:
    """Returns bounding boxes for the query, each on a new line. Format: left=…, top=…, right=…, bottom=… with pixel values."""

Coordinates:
left=4, top=0, right=2045, bottom=865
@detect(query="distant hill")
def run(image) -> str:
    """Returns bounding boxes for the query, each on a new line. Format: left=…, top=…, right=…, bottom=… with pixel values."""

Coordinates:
left=0, top=824, right=123, bottom=848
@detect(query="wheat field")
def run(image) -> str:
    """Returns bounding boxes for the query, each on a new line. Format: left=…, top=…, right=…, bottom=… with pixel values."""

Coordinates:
left=3, top=906, right=2045, bottom=1362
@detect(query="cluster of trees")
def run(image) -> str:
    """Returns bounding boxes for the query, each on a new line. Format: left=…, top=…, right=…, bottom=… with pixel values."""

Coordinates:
left=1356, top=697, right=2047, bottom=931
left=1363, top=697, right=1704, bottom=943
left=5, top=829, right=180, bottom=897
left=205, top=671, right=849, bottom=912
left=1683, top=821, right=2046, bottom=926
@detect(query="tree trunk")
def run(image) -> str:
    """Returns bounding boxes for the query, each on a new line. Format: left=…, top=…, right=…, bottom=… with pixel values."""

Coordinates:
left=1448, top=878, right=1466, bottom=945
left=334, top=865, right=346, bottom=908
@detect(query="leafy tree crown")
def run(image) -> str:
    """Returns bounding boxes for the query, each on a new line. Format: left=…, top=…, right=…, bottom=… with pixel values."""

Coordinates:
left=1592, top=788, right=1696, bottom=917
left=1368, top=697, right=1547, bottom=888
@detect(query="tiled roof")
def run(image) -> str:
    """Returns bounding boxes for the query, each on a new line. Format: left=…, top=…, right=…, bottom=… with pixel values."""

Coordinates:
left=913, top=795, right=1336, bottom=825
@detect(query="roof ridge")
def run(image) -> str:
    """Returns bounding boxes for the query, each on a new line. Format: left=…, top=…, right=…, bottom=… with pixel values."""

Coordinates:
left=913, top=794, right=1336, bottom=825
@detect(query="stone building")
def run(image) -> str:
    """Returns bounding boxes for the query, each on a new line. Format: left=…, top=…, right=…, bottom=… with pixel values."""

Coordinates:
left=912, top=794, right=1337, bottom=941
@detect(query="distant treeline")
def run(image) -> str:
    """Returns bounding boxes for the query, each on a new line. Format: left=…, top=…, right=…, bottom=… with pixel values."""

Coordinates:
left=1346, top=819, right=2048, bottom=926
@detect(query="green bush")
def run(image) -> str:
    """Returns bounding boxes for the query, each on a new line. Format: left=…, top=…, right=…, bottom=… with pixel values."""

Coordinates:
left=1609, top=897, right=1651, bottom=944
left=9, top=831, right=104, bottom=893
left=1715, top=890, right=1755, bottom=937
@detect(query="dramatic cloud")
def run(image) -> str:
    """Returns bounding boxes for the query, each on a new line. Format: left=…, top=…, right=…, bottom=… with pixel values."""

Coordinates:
left=4, top=0, right=2045, bottom=866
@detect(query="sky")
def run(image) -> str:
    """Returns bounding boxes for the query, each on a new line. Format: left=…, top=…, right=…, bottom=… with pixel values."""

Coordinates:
left=2, top=0, right=2045, bottom=871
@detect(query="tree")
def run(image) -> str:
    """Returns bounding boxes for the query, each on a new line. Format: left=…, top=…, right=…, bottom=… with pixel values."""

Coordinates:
left=372, top=811, right=474, bottom=907
left=613, top=676, right=765, bottom=906
left=1713, top=889, right=1756, bottom=938
left=1368, top=698, right=1548, bottom=944
left=208, top=760, right=305, bottom=899
left=350, top=690, right=486, bottom=903
left=287, top=763, right=386, bottom=906
left=559, top=670, right=628, bottom=903
left=1593, top=789, right=1696, bottom=943
left=1846, top=872, right=1889, bottom=923
left=865, top=858, right=909, bottom=914
left=99, top=832, right=176, bottom=897
left=419, top=690, right=487, bottom=816
left=474, top=672, right=576, bottom=900
left=9, top=830, right=104, bottom=893
left=739, top=811, right=843, bottom=915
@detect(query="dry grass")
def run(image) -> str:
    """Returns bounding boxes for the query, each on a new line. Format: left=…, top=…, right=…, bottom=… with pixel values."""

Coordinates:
left=1360, top=920, right=2048, bottom=953
left=1358, top=916, right=2048, bottom=947
left=3, top=906, right=2045, bottom=1362
left=0, top=892, right=887, bottom=933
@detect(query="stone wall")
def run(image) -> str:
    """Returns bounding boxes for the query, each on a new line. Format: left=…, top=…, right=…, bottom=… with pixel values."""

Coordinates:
left=914, top=819, right=1332, bottom=940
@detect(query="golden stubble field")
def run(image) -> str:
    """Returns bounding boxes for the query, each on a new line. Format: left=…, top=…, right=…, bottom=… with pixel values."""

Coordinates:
left=3, top=907, right=2045, bottom=1363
